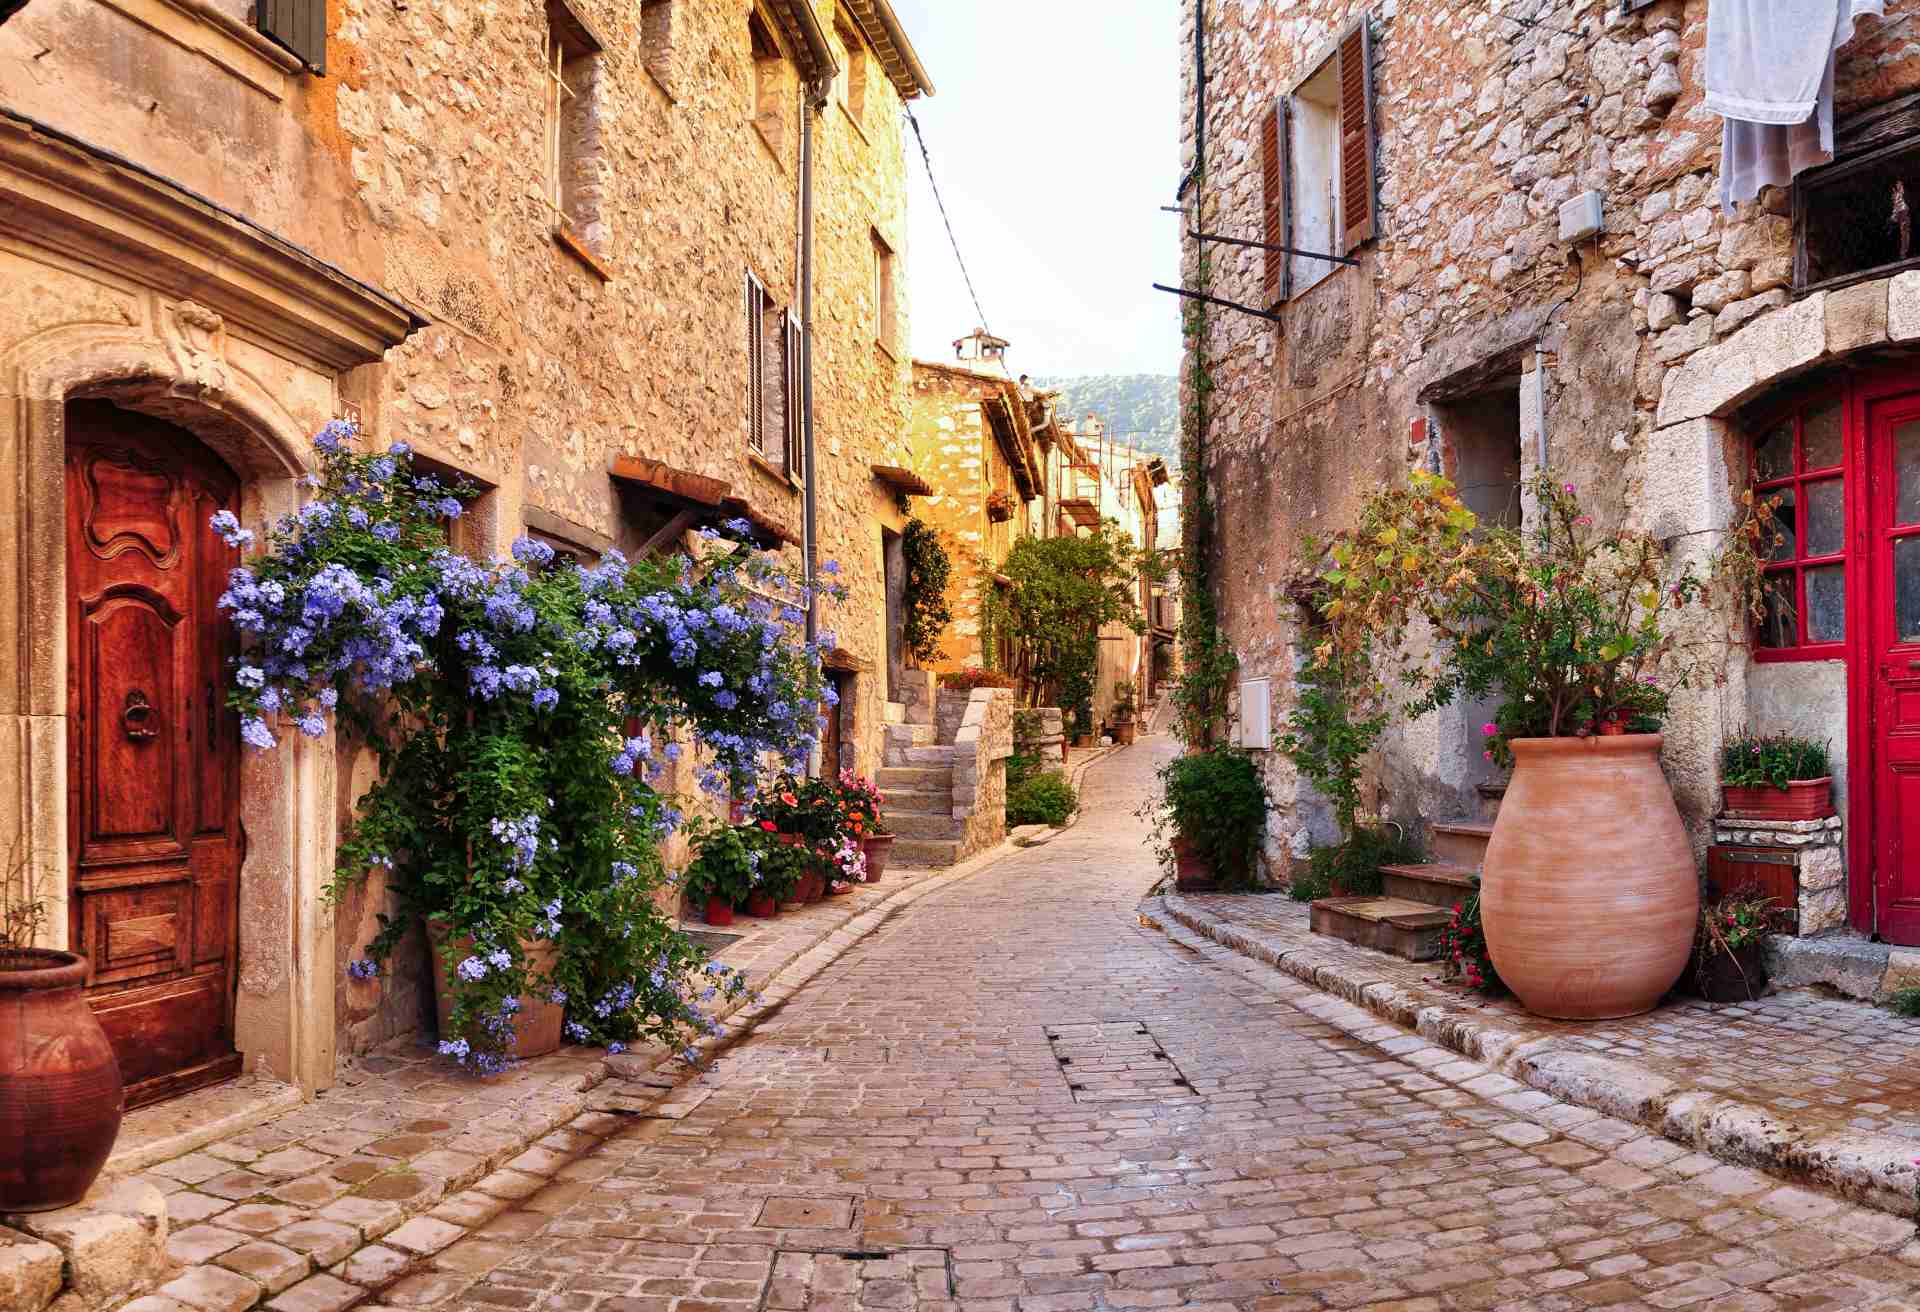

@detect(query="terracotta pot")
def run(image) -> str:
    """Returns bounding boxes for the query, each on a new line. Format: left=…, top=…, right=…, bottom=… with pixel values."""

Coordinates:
left=705, top=896, right=735, bottom=926
left=728, top=799, right=749, bottom=824
left=1596, top=719, right=1627, bottom=737
left=744, top=892, right=778, bottom=918
left=1692, top=943, right=1768, bottom=1004
left=1114, top=722, right=1137, bottom=745
left=861, top=833, right=895, bottom=882
left=0, top=950, right=124, bottom=1212
left=1722, top=777, right=1833, bottom=821
left=1170, top=835, right=1216, bottom=893
left=1480, top=735, right=1697, bottom=1020
left=827, top=880, right=853, bottom=896
left=798, top=869, right=826, bottom=903
left=427, top=924, right=566, bottom=1060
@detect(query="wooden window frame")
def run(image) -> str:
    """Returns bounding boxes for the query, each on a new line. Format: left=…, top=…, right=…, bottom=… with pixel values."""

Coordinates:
left=1793, top=92, right=1920, bottom=294
left=1751, top=389, right=1849, bottom=662
left=745, top=272, right=802, bottom=484
left=1265, top=17, right=1376, bottom=306
left=872, top=228, right=898, bottom=356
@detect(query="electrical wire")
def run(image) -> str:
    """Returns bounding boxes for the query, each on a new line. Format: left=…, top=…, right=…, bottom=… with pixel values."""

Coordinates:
left=905, top=106, right=1012, bottom=381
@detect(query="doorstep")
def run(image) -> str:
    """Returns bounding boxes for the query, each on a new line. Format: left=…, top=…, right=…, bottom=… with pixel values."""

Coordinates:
left=1145, top=891, right=1920, bottom=1222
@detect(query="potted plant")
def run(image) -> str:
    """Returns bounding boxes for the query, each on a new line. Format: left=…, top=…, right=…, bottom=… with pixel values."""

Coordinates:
left=1720, top=733, right=1833, bottom=820
left=1691, top=888, right=1778, bottom=1003
left=835, top=771, right=893, bottom=881
left=1142, top=750, right=1267, bottom=892
left=746, top=830, right=803, bottom=915
left=1297, top=473, right=1713, bottom=1020
left=1111, top=680, right=1138, bottom=746
left=682, top=819, right=757, bottom=926
left=0, top=842, right=124, bottom=1212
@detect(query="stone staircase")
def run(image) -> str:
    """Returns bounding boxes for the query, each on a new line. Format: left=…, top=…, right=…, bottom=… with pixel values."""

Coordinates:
left=1308, top=816, right=1495, bottom=962
left=876, top=721, right=965, bottom=867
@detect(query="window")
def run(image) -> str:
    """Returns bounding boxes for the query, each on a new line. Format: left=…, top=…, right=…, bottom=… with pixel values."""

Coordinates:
left=543, top=0, right=609, bottom=265
left=749, top=12, right=792, bottom=159
left=1795, top=100, right=1920, bottom=292
left=256, top=0, right=325, bottom=73
left=1753, top=396, right=1847, bottom=655
left=745, top=271, right=802, bottom=478
left=1261, top=20, right=1375, bottom=303
left=872, top=229, right=897, bottom=354
left=836, top=16, right=868, bottom=125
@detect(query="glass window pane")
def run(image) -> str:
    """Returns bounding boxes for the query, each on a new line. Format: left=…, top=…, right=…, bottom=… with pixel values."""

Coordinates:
left=1756, top=572, right=1797, bottom=649
left=1806, top=564, right=1845, bottom=643
left=1765, top=486, right=1797, bottom=561
left=1805, top=478, right=1844, bottom=556
left=1898, top=537, right=1920, bottom=643
left=1803, top=400, right=1843, bottom=471
left=1898, top=420, right=1920, bottom=525
left=1754, top=421, right=1793, bottom=482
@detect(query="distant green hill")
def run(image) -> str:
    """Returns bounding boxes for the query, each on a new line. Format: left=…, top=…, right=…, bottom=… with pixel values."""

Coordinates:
left=1031, top=375, right=1179, bottom=468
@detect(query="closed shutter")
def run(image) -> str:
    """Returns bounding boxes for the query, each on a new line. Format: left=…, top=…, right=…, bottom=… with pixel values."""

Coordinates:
left=783, top=311, right=805, bottom=481
left=256, top=0, right=326, bottom=74
left=746, top=273, right=765, bottom=456
left=1259, top=98, right=1287, bottom=304
left=1338, top=21, right=1376, bottom=253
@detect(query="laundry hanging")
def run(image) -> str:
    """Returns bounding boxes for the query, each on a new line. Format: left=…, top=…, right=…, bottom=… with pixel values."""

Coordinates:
left=1706, top=0, right=1886, bottom=207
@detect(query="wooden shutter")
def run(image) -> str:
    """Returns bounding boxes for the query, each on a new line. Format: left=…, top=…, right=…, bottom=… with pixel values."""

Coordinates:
left=1338, top=21, right=1376, bottom=253
left=256, top=0, right=326, bottom=74
left=783, top=311, right=805, bottom=480
left=745, top=273, right=765, bottom=455
left=1260, top=98, right=1287, bottom=304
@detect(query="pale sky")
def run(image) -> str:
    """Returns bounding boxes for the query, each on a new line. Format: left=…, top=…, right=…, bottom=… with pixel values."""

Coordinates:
left=889, top=2, right=1184, bottom=379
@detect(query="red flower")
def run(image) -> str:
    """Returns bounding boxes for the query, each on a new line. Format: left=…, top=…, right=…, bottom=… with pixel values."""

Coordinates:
left=759, top=820, right=778, bottom=832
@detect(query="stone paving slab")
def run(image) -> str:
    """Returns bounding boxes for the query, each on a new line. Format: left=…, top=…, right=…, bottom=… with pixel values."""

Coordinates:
left=1148, top=890, right=1920, bottom=1221
left=72, top=845, right=1015, bottom=1312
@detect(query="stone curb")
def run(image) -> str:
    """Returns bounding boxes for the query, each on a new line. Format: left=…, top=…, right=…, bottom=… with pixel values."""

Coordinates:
left=1145, top=893, right=1920, bottom=1222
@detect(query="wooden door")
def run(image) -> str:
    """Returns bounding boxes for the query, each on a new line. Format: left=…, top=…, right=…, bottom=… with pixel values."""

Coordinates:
left=883, top=530, right=905, bottom=703
left=65, top=400, right=244, bottom=1108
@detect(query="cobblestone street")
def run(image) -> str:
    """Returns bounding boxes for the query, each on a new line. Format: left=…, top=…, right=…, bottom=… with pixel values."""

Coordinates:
left=375, top=735, right=1920, bottom=1312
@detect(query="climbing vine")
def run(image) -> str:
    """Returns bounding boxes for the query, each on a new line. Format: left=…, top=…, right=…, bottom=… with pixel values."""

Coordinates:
left=1172, top=227, right=1236, bottom=748
left=900, top=517, right=953, bottom=665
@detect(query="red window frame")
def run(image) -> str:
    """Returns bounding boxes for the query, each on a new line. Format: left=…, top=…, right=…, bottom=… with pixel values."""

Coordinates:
left=1751, top=392, right=1847, bottom=661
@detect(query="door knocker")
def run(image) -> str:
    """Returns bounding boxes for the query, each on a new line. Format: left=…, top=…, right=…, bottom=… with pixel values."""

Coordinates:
left=122, top=690, right=160, bottom=741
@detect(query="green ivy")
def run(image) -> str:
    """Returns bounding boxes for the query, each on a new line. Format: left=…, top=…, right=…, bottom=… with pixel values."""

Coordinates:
left=1172, top=234, right=1235, bottom=748
left=901, top=517, right=953, bottom=665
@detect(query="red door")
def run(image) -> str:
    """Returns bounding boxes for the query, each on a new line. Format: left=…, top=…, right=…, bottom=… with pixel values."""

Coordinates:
left=1867, top=392, right=1920, bottom=946
left=66, top=400, right=245, bottom=1108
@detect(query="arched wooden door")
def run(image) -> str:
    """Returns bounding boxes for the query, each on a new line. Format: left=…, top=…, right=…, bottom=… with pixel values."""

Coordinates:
left=65, top=400, right=245, bottom=1108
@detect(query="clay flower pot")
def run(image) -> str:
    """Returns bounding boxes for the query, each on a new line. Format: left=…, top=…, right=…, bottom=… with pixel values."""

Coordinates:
left=1692, top=943, right=1768, bottom=1004
left=1170, top=835, right=1216, bottom=893
left=1480, top=735, right=1696, bottom=1020
left=1722, top=777, right=1833, bottom=821
left=705, top=897, right=735, bottom=926
left=861, top=833, right=895, bottom=882
left=426, top=924, right=566, bottom=1060
left=0, top=950, right=124, bottom=1212
left=744, top=892, right=778, bottom=918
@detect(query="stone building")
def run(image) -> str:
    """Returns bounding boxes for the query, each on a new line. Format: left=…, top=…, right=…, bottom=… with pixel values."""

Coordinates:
left=1178, top=0, right=1920, bottom=949
left=0, top=0, right=930, bottom=1107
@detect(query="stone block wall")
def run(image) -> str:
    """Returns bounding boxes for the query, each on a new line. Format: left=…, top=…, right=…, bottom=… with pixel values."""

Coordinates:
left=1180, top=0, right=1920, bottom=896
left=952, top=688, right=1015, bottom=856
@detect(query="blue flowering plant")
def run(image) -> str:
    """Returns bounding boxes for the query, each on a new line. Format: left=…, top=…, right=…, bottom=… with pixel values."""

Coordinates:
left=219, top=420, right=840, bottom=1073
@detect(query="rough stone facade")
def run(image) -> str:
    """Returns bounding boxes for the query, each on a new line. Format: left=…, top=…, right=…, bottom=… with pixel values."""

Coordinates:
left=1179, top=0, right=1920, bottom=935
left=0, top=0, right=930, bottom=1095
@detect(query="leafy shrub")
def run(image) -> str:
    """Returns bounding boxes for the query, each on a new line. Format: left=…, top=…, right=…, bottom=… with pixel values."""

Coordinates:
left=1721, top=732, right=1831, bottom=790
left=939, top=668, right=1017, bottom=689
left=1007, top=772, right=1076, bottom=827
left=1437, top=886, right=1502, bottom=993
left=1287, top=825, right=1421, bottom=902
left=1889, top=986, right=1920, bottom=1018
left=1005, top=751, right=1044, bottom=791
left=680, top=819, right=758, bottom=907
left=1146, top=750, right=1266, bottom=887
left=902, top=518, right=952, bottom=664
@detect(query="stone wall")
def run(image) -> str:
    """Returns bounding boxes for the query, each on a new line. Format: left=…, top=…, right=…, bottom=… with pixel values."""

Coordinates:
left=1181, top=0, right=1920, bottom=897
left=951, top=687, right=1015, bottom=856
left=0, top=0, right=927, bottom=1082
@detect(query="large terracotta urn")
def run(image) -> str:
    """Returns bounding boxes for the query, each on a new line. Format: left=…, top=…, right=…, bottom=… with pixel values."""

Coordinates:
left=0, top=950, right=125, bottom=1212
left=426, top=925, right=566, bottom=1060
left=1481, top=735, right=1697, bottom=1020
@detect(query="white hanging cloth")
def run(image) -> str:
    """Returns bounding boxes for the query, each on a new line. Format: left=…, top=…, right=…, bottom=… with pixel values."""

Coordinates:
left=1707, top=0, right=1886, bottom=208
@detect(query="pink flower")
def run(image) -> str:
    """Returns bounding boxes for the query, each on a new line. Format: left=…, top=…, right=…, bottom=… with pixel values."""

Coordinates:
left=1481, top=722, right=1497, bottom=736
left=1483, top=750, right=1494, bottom=761
left=1563, top=482, right=1576, bottom=494
left=1574, top=515, right=1592, bottom=527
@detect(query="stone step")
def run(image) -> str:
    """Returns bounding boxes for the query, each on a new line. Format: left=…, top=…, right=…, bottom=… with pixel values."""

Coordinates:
left=1309, top=896, right=1449, bottom=962
left=885, top=810, right=963, bottom=840
left=877, top=786, right=951, bottom=812
left=898, top=745, right=955, bottom=766
left=1430, top=820, right=1494, bottom=870
left=889, top=836, right=963, bottom=867
left=876, top=766, right=951, bottom=791
left=1380, top=862, right=1479, bottom=908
